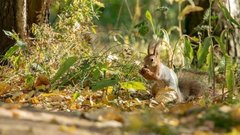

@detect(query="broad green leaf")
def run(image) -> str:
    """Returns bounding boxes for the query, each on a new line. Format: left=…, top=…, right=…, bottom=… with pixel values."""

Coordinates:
left=219, top=2, right=240, bottom=28
left=197, top=37, right=212, bottom=68
left=4, top=45, right=20, bottom=59
left=184, top=39, right=194, bottom=66
left=91, top=79, right=118, bottom=91
left=220, top=30, right=228, bottom=55
left=72, top=92, right=80, bottom=101
left=225, top=56, right=234, bottom=93
left=214, top=30, right=229, bottom=56
left=207, top=46, right=214, bottom=81
left=145, top=10, right=155, bottom=34
left=51, top=56, right=78, bottom=83
left=120, top=81, right=146, bottom=91
left=145, top=10, right=153, bottom=25
left=214, top=36, right=224, bottom=53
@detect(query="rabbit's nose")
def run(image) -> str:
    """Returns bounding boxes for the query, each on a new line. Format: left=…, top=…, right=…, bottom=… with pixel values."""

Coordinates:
left=144, top=65, right=148, bottom=68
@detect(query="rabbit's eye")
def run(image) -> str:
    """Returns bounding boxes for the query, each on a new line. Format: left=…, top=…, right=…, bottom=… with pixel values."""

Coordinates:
left=151, top=58, right=154, bottom=62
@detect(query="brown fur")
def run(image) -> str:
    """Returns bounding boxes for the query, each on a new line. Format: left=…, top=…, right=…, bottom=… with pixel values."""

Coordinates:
left=139, top=40, right=208, bottom=101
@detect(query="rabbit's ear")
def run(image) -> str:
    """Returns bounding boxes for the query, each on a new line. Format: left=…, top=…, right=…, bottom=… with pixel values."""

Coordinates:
left=153, top=40, right=161, bottom=56
left=147, top=42, right=152, bottom=55
left=148, top=40, right=157, bottom=54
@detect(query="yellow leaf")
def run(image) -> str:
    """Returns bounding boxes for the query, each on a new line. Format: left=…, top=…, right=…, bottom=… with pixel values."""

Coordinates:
left=120, top=81, right=146, bottom=91
left=106, top=86, right=113, bottom=95
left=193, top=130, right=213, bottom=135
left=0, top=82, right=11, bottom=95
left=30, top=97, right=40, bottom=104
left=102, top=94, right=109, bottom=104
left=169, top=102, right=196, bottom=115
left=178, top=5, right=204, bottom=20
left=226, top=128, right=240, bottom=135
left=59, top=125, right=76, bottom=133
left=40, top=92, right=67, bottom=97
left=69, top=103, right=77, bottom=110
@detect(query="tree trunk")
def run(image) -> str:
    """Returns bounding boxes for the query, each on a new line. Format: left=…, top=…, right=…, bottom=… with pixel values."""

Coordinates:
left=16, top=0, right=27, bottom=39
left=0, top=0, right=16, bottom=55
left=0, top=0, right=50, bottom=55
left=27, top=0, right=51, bottom=29
left=226, top=0, right=240, bottom=63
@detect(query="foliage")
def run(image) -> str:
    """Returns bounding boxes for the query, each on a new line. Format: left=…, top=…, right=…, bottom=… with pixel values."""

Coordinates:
left=2, top=0, right=145, bottom=95
left=0, top=0, right=240, bottom=134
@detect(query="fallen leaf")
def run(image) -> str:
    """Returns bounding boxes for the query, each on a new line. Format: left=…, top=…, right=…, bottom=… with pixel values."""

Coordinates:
left=34, top=74, right=50, bottom=90
left=120, top=81, right=146, bottom=91
left=192, top=130, right=213, bottom=135
left=231, top=107, right=240, bottom=121
left=226, top=128, right=240, bottom=135
left=0, top=82, right=11, bottom=95
left=59, top=125, right=76, bottom=133
left=102, top=111, right=124, bottom=123
left=169, top=102, right=196, bottom=115
left=5, top=98, right=14, bottom=103
left=30, top=96, right=40, bottom=104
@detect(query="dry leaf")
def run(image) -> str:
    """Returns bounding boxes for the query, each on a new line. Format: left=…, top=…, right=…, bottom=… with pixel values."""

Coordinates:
left=178, top=5, right=204, bottom=20
left=0, top=82, right=11, bottom=95
left=169, top=102, right=195, bottom=115
left=225, top=128, right=240, bottom=135
left=59, top=125, right=76, bottom=133
left=193, top=130, right=213, bottom=135
left=34, top=74, right=50, bottom=90
left=102, top=111, right=124, bottom=123
left=30, top=96, right=40, bottom=104
left=5, top=98, right=14, bottom=103
left=231, top=107, right=240, bottom=121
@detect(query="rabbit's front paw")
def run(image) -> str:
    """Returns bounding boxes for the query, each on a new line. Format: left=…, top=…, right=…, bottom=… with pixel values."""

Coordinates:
left=139, top=67, right=156, bottom=80
left=139, top=67, right=150, bottom=75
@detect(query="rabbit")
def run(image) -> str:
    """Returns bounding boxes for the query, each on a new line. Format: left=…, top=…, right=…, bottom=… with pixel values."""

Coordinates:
left=139, top=40, right=184, bottom=103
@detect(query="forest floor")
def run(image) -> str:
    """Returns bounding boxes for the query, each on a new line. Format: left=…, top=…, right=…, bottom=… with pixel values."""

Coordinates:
left=0, top=88, right=240, bottom=135
left=0, top=105, right=123, bottom=135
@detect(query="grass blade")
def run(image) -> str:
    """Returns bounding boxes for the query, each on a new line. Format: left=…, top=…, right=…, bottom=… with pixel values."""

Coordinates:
left=51, top=56, right=78, bottom=84
left=91, top=79, right=118, bottom=91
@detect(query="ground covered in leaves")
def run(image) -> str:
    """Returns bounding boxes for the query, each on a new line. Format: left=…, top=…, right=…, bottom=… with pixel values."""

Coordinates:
left=1, top=79, right=240, bottom=135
